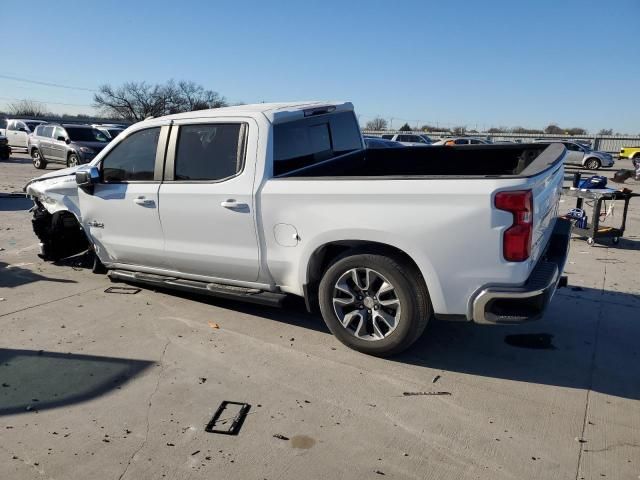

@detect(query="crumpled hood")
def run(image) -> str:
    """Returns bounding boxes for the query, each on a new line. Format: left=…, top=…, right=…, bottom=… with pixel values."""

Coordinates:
left=24, top=165, right=83, bottom=218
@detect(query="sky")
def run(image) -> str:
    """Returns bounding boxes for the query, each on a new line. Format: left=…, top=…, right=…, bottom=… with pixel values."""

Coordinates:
left=2, top=0, right=639, bottom=133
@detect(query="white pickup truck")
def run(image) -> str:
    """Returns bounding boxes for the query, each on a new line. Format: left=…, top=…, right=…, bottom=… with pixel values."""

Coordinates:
left=25, top=102, right=570, bottom=356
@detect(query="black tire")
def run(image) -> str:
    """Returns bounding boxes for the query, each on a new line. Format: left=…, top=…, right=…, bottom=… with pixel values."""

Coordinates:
left=67, top=153, right=79, bottom=168
left=318, top=252, right=431, bottom=357
left=32, top=149, right=47, bottom=169
left=585, top=158, right=601, bottom=170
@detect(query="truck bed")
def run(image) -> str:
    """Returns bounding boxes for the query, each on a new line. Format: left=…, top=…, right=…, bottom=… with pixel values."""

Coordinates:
left=275, top=143, right=564, bottom=179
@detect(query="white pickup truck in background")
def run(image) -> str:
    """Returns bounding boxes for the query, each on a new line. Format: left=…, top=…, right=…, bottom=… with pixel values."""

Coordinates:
left=25, top=102, right=570, bottom=356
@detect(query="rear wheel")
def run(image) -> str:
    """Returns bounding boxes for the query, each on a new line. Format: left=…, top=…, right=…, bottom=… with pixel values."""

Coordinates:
left=318, top=252, right=431, bottom=356
left=585, top=158, right=601, bottom=170
left=32, top=149, right=47, bottom=169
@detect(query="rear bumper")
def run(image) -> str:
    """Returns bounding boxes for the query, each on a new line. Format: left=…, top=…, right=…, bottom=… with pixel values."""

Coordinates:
left=472, top=218, right=571, bottom=325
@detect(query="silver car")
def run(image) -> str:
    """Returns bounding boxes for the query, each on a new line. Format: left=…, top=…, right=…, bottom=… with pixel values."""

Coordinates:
left=535, top=140, right=613, bottom=170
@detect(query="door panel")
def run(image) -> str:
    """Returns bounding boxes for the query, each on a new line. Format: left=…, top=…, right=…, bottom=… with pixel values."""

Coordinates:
left=49, top=127, right=67, bottom=162
left=78, top=126, right=168, bottom=268
left=79, top=183, right=165, bottom=267
left=159, top=121, right=260, bottom=282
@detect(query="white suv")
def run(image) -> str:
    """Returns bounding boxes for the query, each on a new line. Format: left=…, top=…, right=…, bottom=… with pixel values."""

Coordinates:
left=4, top=119, right=47, bottom=149
left=380, top=133, right=432, bottom=146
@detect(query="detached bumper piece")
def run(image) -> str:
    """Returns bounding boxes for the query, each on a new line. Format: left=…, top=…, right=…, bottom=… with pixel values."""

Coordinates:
left=473, top=218, right=571, bottom=324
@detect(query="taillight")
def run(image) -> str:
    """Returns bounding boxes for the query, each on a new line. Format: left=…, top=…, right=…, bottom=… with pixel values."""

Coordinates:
left=495, top=190, right=533, bottom=262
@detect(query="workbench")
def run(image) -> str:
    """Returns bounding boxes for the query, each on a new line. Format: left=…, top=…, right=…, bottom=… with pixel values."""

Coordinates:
left=562, top=187, right=640, bottom=245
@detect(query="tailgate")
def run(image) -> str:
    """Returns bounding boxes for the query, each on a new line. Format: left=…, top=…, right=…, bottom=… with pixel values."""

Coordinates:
left=530, top=163, right=564, bottom=265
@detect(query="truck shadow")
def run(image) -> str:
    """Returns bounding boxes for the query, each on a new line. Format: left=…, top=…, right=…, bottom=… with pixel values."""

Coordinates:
left=0, top=348, right=153, bottom=416
left=0, top=261, right=77, bottom=288
left=395, top=286, right=640, bottom=401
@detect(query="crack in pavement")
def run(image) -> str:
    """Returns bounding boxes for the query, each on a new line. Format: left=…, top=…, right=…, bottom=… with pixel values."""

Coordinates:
left=584, top=442, right=640, bottom=453
left=0, top=286, right=104, bottom=318
left=574, top=246, right=608, bottom=480
left=116, top=339, right=170, bottom=480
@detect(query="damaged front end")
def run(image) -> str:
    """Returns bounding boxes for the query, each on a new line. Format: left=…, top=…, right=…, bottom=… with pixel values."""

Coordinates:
left=25, top=167, right=89, bottom=260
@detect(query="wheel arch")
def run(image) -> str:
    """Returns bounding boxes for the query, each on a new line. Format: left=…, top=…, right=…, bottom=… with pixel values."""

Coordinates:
left=303, top=239, right=442, bottom=313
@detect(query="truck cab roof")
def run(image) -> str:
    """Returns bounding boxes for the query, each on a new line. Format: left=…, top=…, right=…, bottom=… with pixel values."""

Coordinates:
left=160, top=101, right=353, bottom=124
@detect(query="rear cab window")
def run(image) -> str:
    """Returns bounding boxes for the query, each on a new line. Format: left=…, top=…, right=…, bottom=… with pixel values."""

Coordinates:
left=273, top=111, right=362, bottom=175
left=173, top=123, right=245, bottom=181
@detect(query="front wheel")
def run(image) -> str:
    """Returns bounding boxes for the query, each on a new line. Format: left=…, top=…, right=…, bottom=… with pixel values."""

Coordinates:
left=318, top=252, right=431, bottom=356
left=32, top=149, right=47, bottom=169
left=67, top=153, right=79, bottom=168
left=585, top=158, right=601, bottom=170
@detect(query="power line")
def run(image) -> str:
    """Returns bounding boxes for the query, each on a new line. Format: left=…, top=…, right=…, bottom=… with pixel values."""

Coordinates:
left=0, top=73, right=97, bottom=92
left=0, top=96, right=93, bottom=108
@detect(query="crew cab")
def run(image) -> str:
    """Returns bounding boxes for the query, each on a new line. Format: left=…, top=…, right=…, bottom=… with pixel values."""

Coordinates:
left=25, top=102, right=570, bottom=356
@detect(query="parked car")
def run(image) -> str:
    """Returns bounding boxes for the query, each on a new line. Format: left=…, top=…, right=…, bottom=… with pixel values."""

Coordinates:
left=363, top=137, right=404, bottom=149
left=432, top=137, right=491, bottom=146
left=0, top=134, right=11, bottom=160
left=28, top=124, right=110, bottom=169
left=380, top=133, right=432, bottom=146
left=93, top=124, right=126, bottom=139
left=4, top=119, right=47, bottom=149
left=619, top=146, right=640, bottom=160
left=534, top=140, right=613, bottom=170
left=25, top=101, right=570, bottom=356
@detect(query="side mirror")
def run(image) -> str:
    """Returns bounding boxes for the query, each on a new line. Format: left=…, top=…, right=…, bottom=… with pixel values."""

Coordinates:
left=75, top=166, right=100, bottom=194
left=57, top=135, right=66, bottom=142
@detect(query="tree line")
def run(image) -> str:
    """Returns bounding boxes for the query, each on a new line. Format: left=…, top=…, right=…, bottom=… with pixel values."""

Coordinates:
left=365, top=116, right=619, bottom=136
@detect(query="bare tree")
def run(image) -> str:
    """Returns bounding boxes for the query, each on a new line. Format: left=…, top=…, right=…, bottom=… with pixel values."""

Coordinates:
left=93, top=80, right=227, bottom=121
left=544, top=124, right=564, bottom=135
left=452, top=126, right=467, bottom=135
left=597, top=128, right=613, bottom=135
left=172, top=80, right=227, bottom=111
left=566, top=127, right=587, bottom=136
left=365, top=117, right=388, bottom=130
left=7, top=99, right=49, bottom=117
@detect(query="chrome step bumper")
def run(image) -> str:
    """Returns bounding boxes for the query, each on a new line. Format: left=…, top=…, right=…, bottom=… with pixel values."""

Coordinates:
left=472, top=218, right=571, bottom=325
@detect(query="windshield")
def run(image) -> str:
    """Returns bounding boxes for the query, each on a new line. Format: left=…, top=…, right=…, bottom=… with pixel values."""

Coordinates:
left=108, top=129, right=124, bottom=138
left=25, top=122, right=43, bottom=132
left=66, top=127, right=109, bottom=142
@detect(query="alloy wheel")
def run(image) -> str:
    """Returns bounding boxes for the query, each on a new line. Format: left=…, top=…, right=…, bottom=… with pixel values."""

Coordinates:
left=332, top=267, right=402, bottom=341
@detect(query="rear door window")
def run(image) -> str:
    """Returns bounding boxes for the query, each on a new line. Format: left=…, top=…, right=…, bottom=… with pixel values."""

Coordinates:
left=174, top=124, right=244, bottom=181
left=273, top=111, right=362, bottom=175
left=102, top=127, right=160, bottom=182
left=42, top=126, right=54, bottom=138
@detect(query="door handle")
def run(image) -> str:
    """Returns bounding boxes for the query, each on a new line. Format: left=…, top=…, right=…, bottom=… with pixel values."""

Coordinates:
left=220, top=199, right=248, bottom=210
left=134, top=196, right=155, bottom=207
